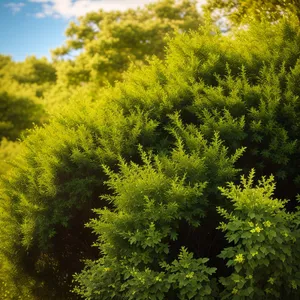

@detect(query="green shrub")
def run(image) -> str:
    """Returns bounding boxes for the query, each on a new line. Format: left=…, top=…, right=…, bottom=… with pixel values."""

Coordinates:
left=72, top=137, right=243, bottom=299
left=218, top=170, right=300, bottom=299
left=2, top=16, right=300, bottom=298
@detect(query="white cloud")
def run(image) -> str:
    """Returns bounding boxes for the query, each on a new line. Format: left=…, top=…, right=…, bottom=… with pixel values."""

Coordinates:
left=5, top=2, right=25, bottom=14
left=28, top=0, right=207, bottom=19
left=29, top=0, right=157, bottom=18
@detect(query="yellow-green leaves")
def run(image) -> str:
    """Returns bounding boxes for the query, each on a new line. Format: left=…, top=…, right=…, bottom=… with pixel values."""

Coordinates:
left=205, top=0, right=300, bottom=26
left=52, top=0, right=203, bottom=87
left=218, top=171, right=300, bottom=299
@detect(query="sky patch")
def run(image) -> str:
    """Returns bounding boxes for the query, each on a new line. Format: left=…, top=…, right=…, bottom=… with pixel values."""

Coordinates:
left=5, top=2, right=25, bottom=14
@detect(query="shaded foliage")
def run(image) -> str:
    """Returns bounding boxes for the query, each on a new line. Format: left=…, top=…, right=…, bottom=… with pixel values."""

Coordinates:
left=0, top=91, right=44, bottom=141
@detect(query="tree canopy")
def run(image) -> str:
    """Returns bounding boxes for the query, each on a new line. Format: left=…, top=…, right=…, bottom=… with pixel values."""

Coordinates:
left=52, top=0, right=203, bottom=86
left=205, top=0, right=300, bottom=25
left=0, top=55, right=56, bottom=142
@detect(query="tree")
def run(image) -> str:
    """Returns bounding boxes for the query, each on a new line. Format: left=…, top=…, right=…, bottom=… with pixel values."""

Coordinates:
left=0, top=55, right=57, bottom=142
left=0, top=91, right=45, bottom=141
left=0, top=55, right=12, bottom=72
left=205, top=0, right=300, bottom=25
left=12, top=56, right=57, bottom=85
left=0, top=55, right=56, bottom=88
left=52, top=0, right=203, bottom=86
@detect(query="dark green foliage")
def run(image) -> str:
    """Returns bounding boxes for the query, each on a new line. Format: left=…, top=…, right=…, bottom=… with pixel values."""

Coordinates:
left=11, top=56, right=57, bottom=85
left=0, top=55, right=56, bottom=182
left=0, top=138, right=21, bottom=176
left=0, top=91, right=44, bottom=140
left=2, top=13, right=300, bottom=299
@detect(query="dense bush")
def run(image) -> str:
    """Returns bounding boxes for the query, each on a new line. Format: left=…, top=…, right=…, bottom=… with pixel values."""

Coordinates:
left=2, top=13, right=300, bottom=299
left=74, top=169, right=300, bottom=299
left=217, top=170, right=300, bottom=299
left=72, top=137, right=244, bottom=299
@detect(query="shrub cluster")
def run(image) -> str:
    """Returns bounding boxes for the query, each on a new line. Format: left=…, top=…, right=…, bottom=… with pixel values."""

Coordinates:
left=2, top=15, right=300, bottom=299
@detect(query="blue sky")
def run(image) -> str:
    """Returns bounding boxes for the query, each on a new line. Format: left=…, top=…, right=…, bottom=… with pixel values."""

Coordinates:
left=0, top=1, right=68, bottom=61
left=0, top=0, right=205, bottom=62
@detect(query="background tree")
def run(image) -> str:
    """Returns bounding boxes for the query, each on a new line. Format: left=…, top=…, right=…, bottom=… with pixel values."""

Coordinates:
left=205, top=0, right=300, bottom=26
left=0, top=91, right=44, bottom=141
left=0, top=55, right=56, bottom=141
left=0, top=55, right=56, bottom=177
left=52, top=0, right=203, bottom=86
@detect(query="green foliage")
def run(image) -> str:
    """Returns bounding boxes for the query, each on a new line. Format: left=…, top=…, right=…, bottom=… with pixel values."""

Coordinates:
left=0, top=55, right=56, bottom=299
left=74, top=247, right=217, bottom=300
left=0, top=54, right=57, bottom=142
left=0, top=181, right=35, bottom=300
left=0, top=138, right=21, bottom=176
left=72, top=17, right=300, bottom=299
left=0, top=55, right=12, bottom=70
left=217, top=170, right=300, bottom=299
left=10, top=56, right=56, bottom=85
left=52, top=0, right=203, bottom=86
left=0, top=91, right=44, bottom=141
left=73, top=134, right=243, bottom=299
left=205, top=0, right=300, bottom=26
left=2, top=11, right=300, bottom=299
left=160, top=248, right=217, bottom=300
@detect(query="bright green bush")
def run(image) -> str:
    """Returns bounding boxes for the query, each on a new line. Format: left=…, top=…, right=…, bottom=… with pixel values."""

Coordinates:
left=74, top=168, right=300, bottom=299
left=2, top=15, right=300, bottom=299
left=72, top=137, right=244, bottom=299
left=218, top=170, right=300, bottom=299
